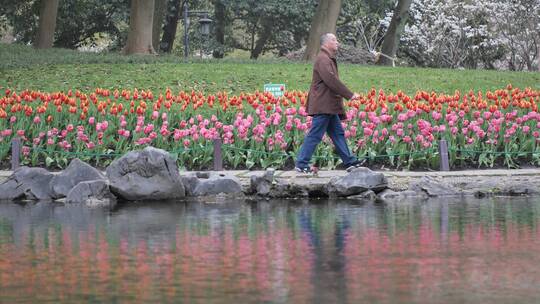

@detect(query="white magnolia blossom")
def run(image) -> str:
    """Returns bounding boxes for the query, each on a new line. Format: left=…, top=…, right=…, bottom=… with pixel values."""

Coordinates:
left=385, top=0, right=540, bottom=70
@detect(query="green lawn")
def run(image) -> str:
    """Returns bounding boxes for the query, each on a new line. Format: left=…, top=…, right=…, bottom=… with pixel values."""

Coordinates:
left=1, top=43, right=539, bottom=95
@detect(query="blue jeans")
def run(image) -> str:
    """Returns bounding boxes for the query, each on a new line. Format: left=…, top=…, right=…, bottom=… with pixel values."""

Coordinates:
left=296, top=114, right=357, bottom=168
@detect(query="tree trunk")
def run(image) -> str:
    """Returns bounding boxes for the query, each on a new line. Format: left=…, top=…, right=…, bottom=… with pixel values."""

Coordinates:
left=250, top=23, right=256, bottom=55
left=250, top=18, right=273, bottom=59
left=302, top=0, right=342, bottom=61
left=537, top=42, right=540, bottom=71
left=160, top=0, right=182, bottom=53
left=124, top=0, right=156, bottom=55
left=152, top=0, right=167, bottom=52
left=35, top=0, right=60, bottom=49
left=377, top=0, right=413, bottom=66
left=212, top=0, right=226, bottom=58
left=531, top=35, right=540, bottom=71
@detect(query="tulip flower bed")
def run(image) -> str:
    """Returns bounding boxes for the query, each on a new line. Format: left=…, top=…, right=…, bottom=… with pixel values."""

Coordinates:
left=0, top=85, right=539, bottom=170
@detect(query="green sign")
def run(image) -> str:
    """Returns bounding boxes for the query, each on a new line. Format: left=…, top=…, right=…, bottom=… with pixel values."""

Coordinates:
left=264, top=83, right=286, bottom=97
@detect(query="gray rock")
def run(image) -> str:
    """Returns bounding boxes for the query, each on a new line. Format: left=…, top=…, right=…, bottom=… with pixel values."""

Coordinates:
left=499, top=184, right=540, bottom=196
left=66, top=180, right=116, bottom=208
left=192, top=173, right=242, bottom=196
left=196, top=171, right=210, bottom=179
left=106, top=146, right=185, bottom=201
left=347, top=190, right=377, bottom=201
left=50, top=158, right=106, bottom=199
left=250, top=168, right=276, bottom=196
left=409, top=176, right=461, bottom=197
left=0, top=167, right=54, bottom=201
left=189, top=192, right=246, bottom=204
left=326, top=167, right=388, bottom=197
left=377, top=189, right=429, bottom=201
left=180, top=173, right=200, bottom=197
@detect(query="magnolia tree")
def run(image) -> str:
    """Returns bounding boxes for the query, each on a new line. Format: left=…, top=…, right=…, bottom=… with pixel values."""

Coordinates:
left=489, top=0, right=540, bottom=71
left=394, top=0, right=539, bottom=70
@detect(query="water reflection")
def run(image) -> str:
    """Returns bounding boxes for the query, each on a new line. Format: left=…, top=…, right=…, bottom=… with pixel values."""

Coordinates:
left=1, top=197, right=540, bottom=303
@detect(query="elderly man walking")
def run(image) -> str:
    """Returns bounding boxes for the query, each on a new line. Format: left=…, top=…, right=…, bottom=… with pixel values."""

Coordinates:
left=295, top=33, right=363, bottom=173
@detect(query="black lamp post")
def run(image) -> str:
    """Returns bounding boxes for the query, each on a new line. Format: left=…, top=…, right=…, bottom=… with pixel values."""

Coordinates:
left=183, top=3, right=212, bottom=60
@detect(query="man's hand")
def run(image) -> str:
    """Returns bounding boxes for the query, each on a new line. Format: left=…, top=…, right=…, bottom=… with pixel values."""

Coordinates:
left=350, top=93, right=360, bottom=100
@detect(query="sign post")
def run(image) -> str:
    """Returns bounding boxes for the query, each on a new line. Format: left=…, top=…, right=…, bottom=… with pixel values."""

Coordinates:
left=264, top=84, right=286, bottom=98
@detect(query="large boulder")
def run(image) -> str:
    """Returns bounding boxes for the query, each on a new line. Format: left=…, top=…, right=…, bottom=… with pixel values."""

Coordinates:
left=106, top=147, right=185, bottom=201
left=50, top=158, right=106, bottom=199
left=326, top=167, right=388, bottom=197
left=192, top=173, right=242, bottom=197
left=0, top=167, right=54, bottom=201
left=66, top=180, right=117, bottom=208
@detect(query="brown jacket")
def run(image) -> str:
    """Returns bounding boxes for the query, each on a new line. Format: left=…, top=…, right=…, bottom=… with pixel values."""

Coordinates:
left=306, top=48, right=354, bottom=117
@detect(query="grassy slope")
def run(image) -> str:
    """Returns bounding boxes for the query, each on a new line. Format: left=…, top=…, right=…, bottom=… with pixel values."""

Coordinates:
left=1, top=43, right=539, bottom=95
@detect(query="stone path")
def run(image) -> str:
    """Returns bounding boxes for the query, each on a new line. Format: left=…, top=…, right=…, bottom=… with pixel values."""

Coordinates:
left=2, top=168, right=540, bottom=195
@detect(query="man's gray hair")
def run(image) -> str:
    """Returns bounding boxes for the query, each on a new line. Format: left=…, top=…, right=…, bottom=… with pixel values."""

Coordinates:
left=320, top=33, right=335, bottom=46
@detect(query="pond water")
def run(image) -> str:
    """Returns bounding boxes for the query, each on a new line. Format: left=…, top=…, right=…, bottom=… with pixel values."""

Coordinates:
left=1, top=197, right=540, bottom=303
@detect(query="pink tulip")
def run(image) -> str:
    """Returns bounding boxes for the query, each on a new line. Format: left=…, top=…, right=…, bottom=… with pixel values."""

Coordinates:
left=144, top=124, right=154, bottom=134
left=1, top=129, right=12, bottom=137
left=88, top=117, right=95, bottom=125
left=33, top=116, right=41, bottom=124
left=363, top=128, right=373, bottom=136
left=10, top=116, right=16, bottom=124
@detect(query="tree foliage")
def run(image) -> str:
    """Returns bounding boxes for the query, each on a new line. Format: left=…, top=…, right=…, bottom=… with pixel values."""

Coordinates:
left=222, top=0, right=315, bottom=58
left=337, top=0, right=394, bottom=50
left=0, top=0, right=537, bottom=70
left=1, top=0, right=129, bottom=49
